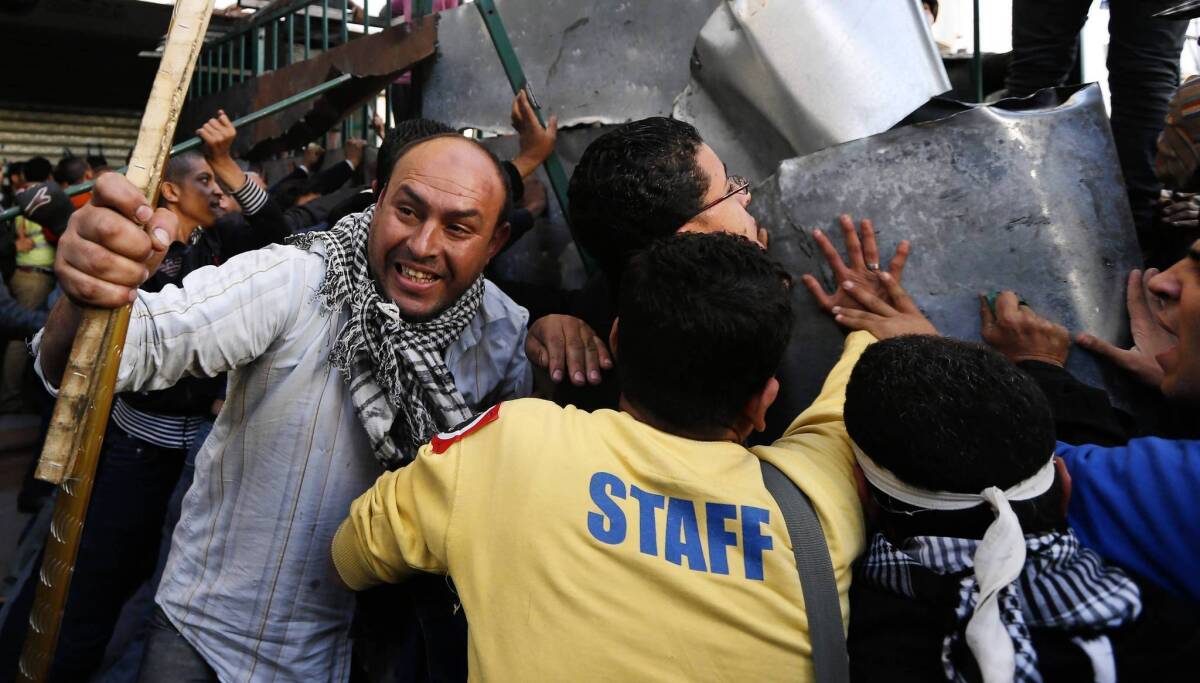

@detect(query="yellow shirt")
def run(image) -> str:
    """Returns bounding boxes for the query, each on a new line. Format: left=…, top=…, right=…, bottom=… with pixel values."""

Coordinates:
left=333, top=331, right=874, bottom=681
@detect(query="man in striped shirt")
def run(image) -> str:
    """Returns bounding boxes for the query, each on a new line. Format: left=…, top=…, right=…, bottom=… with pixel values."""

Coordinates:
left=2, top=114, right=294, bottom=682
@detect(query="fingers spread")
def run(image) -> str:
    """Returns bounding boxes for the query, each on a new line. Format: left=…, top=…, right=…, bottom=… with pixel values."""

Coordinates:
left=843, top=281, right=896, bottom=316
left=860, top=218, right=880, bottom=267
left=878, top=272, right=916, bottom=312
left=800, top=273, right=833, bottom=311
left=811, top=228, right=848, bottom=278
left=839, top=214, right=865, bottom=269
left=888, top=240, right=911, bottom=281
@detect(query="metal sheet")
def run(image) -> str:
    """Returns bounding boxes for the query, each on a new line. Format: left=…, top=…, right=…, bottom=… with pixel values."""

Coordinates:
left=750, top=84, right=1142, bottom=441
left=422, top=0, right=722, bottom=132
left=679, top=0, right=950, bottom=179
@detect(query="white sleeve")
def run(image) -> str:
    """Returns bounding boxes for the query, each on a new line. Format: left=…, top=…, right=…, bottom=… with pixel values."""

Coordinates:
left=34, top=245, right=317, bottom=395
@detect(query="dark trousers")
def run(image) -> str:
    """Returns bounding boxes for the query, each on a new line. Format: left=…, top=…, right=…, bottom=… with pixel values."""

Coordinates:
left=1006, top=0, right=1188, bottom=245
left=0, top=424, right=186, bottom=682
left=136, top=608, right=217, bottom=683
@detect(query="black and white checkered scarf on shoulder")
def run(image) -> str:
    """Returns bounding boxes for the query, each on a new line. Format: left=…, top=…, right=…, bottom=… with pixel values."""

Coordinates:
left=860, top=531, right=1142, bottom=683
left=290, top=204, right=484, bottom=469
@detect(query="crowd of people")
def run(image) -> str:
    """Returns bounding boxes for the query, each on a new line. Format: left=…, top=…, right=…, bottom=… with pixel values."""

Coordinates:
left=1, top=5, right=1199, bottom=682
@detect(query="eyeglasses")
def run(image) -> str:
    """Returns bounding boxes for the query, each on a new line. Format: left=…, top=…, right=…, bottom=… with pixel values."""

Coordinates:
left=694, top=175, right=751, bottom=217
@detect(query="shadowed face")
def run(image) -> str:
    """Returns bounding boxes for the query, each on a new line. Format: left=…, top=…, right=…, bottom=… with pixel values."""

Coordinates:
left=161, top=156, right=224, bottom=230
left=1148, top=240, right=1200, bottom=400
left=678, top=143, right=761, bottom=246
left=368, top=136, right=510, bottom=320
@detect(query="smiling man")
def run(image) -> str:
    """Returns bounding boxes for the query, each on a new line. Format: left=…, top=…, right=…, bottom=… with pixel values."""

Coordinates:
left=31, top=133, right=531, bottom=681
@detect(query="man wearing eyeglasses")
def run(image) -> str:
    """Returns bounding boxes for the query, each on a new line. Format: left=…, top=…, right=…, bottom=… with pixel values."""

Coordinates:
left=525, top=118, right=763, bottom=410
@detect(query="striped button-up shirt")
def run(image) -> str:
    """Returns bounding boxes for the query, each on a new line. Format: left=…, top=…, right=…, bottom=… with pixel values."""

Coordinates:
left=37, top=241, right=531, bottom=681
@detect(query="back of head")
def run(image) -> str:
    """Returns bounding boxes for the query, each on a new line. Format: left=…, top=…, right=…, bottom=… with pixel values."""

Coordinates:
left=24, top=156, right=52, bottom=183
left=6, top=161, right=23, bottom=181
left=617, top=232, right=792, bottom=436
left=56, top=156, right=89, bottom=185
left=87, top=154, right=108, bottom=171
left=846, top=336, right=1055, bottom=493
left=569, top=117, right=707, bottom=277
left=376, top=118, right=455, bottom=190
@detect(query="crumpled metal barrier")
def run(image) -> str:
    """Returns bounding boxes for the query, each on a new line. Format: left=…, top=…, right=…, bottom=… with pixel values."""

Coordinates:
left=676, top=0, right=950, bottom=181
left=423, top=0, right=948, bottom=183
left=750, top=83, right=1141, bottom=441
left=422, top=0, right=722, bottom=132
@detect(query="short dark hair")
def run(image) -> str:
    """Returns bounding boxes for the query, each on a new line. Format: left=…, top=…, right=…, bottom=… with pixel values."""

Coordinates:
left=24, top=156, right=52, bottom=182
left=376, top=118, right=455, bottom=191
left=6, top=162, right=23, bottom=180
left=163, top=151, right=206, bottom=185
left=87, top=154, right=108, bottom=170
left=56, top=156, right=89, bottom=185
left=384, top=132, right=512, bottom=232
left=569, top=117, right=708, bottom=276
left=845, top=336, right=1063, bottom=536
left=617, top=232, right=792, bottom=435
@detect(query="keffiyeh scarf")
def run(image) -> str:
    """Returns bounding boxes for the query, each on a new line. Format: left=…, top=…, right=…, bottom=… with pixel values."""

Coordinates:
left=290, top=205, right=484, bottom=468
left=860, top=531, right=1142, bottom=683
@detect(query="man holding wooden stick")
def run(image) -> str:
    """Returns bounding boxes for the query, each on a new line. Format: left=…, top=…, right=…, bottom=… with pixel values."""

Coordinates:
left=31, top=133, right=532, bottom=680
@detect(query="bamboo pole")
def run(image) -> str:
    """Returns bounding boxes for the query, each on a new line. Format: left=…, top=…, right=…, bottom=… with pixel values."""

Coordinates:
left=18, top=1, right=215, bottom=679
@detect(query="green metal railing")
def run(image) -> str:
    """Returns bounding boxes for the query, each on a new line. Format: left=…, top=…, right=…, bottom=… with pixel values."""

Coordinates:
left=189, top=0, right=400, bottom=151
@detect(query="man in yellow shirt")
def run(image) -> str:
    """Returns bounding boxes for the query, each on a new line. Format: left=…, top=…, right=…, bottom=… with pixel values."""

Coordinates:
left=333, top=231, right=927, bottom=679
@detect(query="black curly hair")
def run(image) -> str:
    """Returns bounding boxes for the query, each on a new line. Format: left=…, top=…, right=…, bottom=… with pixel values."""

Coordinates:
left=568, top=117, right=709, bottom=278
left=617, top=231, right=792, bottom=436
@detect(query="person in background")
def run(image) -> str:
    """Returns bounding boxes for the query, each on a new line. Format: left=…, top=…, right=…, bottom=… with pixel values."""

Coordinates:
left=55, top=155, right=93, bottom=208
left=0, top=163, right=70, bottom=414
left=1004, top=0, right=1188, bottom=251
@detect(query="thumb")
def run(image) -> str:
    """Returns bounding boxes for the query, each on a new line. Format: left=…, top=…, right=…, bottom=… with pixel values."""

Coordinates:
left=525, top=333, right=549, bottom=368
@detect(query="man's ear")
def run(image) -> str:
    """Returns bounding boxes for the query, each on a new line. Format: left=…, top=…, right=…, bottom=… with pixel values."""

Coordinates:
left=608, top=318, right=619, bottom=362
left=159, top=180, right=180, bottom=204
left=741, top=376, right=779, bottom=434
left=487, top=221, right=511, bottom=260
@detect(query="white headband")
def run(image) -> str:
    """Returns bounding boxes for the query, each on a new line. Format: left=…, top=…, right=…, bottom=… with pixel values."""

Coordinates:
left=852, top=442, right=1058, bottom=683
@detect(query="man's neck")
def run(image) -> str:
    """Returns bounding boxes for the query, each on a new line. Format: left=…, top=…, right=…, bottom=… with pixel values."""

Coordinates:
left=617, top=394, right=743, bottom=443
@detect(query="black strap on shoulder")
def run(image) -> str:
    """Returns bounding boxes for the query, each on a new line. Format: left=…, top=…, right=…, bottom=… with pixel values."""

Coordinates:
left=760, top=460, right=850, bottom=683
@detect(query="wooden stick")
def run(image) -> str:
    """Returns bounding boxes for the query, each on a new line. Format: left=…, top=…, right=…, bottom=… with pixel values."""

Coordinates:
left=18, top=1, right=214, bottom=679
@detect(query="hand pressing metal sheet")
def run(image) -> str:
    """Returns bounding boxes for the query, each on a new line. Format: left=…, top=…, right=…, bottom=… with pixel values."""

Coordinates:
left=751, top=84, right=1142, bottom=441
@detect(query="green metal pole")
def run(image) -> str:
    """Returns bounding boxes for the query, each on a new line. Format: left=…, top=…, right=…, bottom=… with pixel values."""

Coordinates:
left=322, top=0, right=329, bottom=51
left=0, top=73, right=357, bottom=221
left=304, top=4, right=310, bottom=59
left=206, top=47, right=213, bottom=95
left=240, top=34, right=246, bottom=83
left=216, top=40, right=224, bottom=92
left=287, top=13, right=294, bottom=66
left=973, top=0, right=983, bottom=103
left=473, top=0, right=573, bottom=224
left=272, top=18, right=279, bottom=71
left=413, top=0, right=433, bottom=18
left=227, top=40, right=234, bottom=89
left=341, top=0, right=348, bottom=43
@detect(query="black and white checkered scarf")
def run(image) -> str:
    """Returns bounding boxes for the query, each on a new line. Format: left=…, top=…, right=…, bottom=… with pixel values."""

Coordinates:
left=290, top=205, right=484, bottom=469
left=860, top=531, right=1141, bottom=683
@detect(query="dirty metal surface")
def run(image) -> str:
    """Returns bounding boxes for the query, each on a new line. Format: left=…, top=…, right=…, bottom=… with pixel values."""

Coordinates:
left=422, top=0, right=721, bottom=133
left=678, top=0, right=950, bottom=181
left=751, top=84, right=1141, bottom=440
left=179, top=16, right=437, bottom=160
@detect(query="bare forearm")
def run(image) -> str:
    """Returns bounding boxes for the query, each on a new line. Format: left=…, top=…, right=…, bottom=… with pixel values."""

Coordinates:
left=39, top=296, right=85, bottom=388
left=210, top=155, right=248, bottom=195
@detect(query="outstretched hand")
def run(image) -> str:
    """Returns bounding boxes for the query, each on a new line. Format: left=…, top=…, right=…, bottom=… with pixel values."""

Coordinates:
left=1075, top=269, right=1175, bottom=387
left=830, top=272, right=938, bottom=338
left=801, top=214, right=910, bottom=313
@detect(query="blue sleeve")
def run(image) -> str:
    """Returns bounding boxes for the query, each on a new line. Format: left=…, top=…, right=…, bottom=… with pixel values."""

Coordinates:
left=1059, top=438, right=1200, bottom=603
